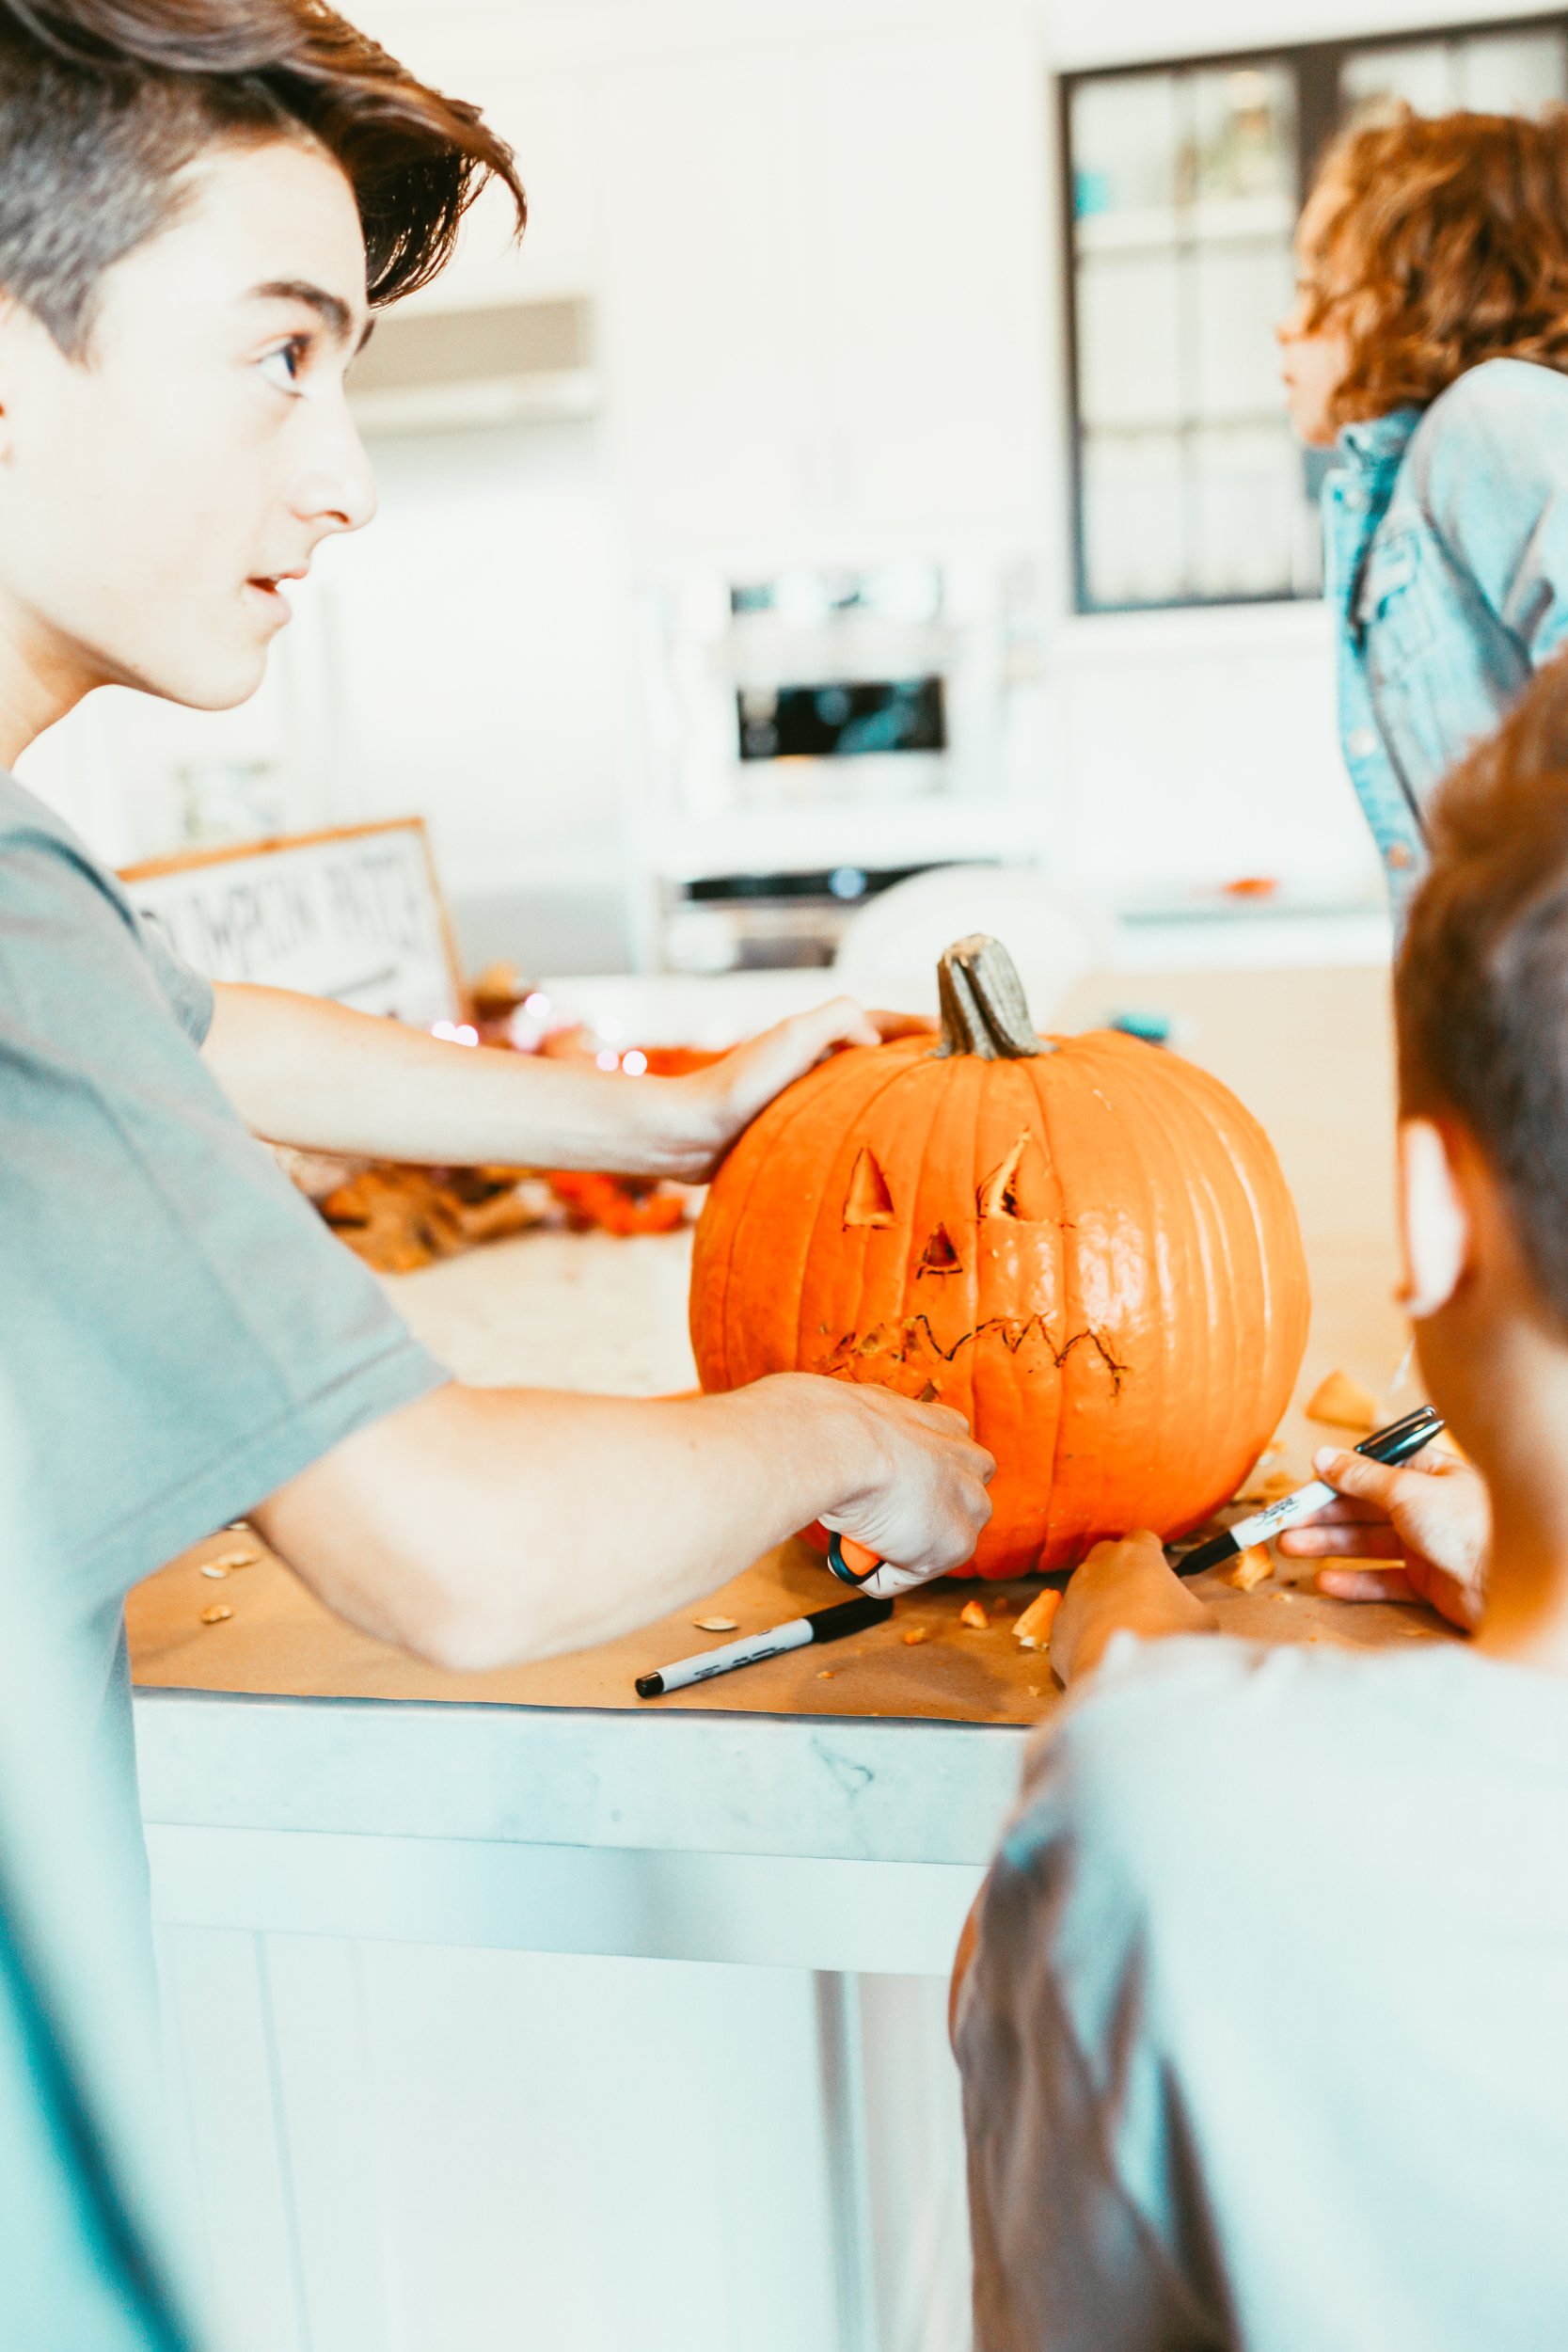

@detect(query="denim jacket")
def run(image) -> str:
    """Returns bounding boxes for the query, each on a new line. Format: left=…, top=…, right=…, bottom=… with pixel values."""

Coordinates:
left=1323, top=357, right=1568, bottom=913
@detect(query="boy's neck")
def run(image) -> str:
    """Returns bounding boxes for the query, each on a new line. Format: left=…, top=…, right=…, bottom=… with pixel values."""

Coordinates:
left=0, top=594, right=96, bottom=769
left=1467, top=1337, right=1568, bottom=1675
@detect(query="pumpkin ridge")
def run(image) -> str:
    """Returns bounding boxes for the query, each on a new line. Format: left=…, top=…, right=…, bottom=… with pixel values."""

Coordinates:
left=1085, top=1035, right=1211, bottom=1541
left=838, top=1057, right=957, bottom=1391
left=789, top=1049, right=936, bottom=1381
left=697, top=1045, right=875, bottom=1386
left=1024, top=1049, right=1078, bottom=1566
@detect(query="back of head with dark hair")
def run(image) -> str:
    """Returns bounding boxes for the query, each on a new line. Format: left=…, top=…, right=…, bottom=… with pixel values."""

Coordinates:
left=0, top=0, right=526, bottom=352
left=1399, top=654, right=1568, bottom=1329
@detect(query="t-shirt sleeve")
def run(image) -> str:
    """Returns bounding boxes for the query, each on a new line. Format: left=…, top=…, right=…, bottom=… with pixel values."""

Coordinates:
left=0, top=821, right=447, bottom=1613
left=131, top=902, right=214, bottom=1048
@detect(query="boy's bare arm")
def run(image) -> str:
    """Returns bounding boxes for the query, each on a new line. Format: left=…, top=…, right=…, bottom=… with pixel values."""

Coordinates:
left=251, top=1375, right=995, bottom=1668
left=201, top=979, right=895, bottom=1182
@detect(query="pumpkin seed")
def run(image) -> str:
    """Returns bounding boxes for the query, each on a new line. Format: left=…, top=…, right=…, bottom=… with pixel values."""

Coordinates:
left=693, top=1615, right=737, bottom=1633
left=198, top=1604, right=233, bottom=1626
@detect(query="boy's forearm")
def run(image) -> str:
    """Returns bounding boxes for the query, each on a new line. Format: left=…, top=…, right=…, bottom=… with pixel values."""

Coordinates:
left=252, top=1376, right=893, bottom=1671
left=201, top=982, right=713, bottom=1174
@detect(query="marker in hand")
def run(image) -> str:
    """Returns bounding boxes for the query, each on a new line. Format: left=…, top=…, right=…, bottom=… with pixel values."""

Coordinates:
left=1172, top=1405, right=1445, bottom=1580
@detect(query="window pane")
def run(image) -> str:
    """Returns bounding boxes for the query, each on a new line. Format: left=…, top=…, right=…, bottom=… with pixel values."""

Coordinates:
left=1078, top=252, right=1182, bottom=428
left=1342, top=40, right=1455, bottom=119
left=1193, top=239, right=1295, bottom=421
left=1187, top=62, right=1296, bottom=205
left=1070, top=72, right=1180, bottom=229
left=1082, top=432, right=1186, bottom=607
left=1344, top=31, right=1568, bottom=121
left=1456, top=29, right=1567, bottom=112
left=1189, top=424, right=1311, bottom=600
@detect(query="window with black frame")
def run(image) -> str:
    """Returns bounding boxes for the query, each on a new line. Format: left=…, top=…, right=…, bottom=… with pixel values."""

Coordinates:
left=1062, top=14, right=1568, bottom=613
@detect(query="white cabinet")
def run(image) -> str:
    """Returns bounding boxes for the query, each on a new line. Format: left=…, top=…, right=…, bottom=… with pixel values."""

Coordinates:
left=591, top=24, right=1053, bottom=552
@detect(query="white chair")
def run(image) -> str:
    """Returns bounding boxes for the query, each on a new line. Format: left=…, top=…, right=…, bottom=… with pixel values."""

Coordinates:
left=833, top=864, right=1112, bottom=1025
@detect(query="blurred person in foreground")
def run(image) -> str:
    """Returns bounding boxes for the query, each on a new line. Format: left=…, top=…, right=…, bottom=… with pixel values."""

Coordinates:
left=954, top=654, right=1568, bottom=2350
left=0, top=1395, right=204, bottom=2350
left=1279, top=106, right=1568, bottom=918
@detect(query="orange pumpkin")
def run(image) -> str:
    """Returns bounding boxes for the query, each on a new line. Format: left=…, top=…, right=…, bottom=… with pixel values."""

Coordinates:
left=690, top=934, right=1309, bottom=1576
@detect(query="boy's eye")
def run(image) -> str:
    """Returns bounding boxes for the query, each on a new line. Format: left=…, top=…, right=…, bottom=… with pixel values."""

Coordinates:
left=259, top=337, right=310, bottom=391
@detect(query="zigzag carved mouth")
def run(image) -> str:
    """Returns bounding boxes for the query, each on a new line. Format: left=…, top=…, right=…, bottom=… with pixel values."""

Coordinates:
left=820, top=1312, right=1128, bottom=1395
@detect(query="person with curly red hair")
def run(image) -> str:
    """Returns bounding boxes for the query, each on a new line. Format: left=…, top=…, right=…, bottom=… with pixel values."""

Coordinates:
left=1279, top=105, right=1568, bottom=911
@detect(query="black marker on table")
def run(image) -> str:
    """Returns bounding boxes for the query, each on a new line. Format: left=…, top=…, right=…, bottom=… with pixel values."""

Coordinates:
left=636, top=1594, right=893, bottom=1699
left=1172, top=1404, right=1446, bottom=1579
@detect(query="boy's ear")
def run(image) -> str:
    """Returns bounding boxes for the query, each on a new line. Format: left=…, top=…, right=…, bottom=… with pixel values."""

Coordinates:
left=1397, top=1118, right=1472, bottom=1318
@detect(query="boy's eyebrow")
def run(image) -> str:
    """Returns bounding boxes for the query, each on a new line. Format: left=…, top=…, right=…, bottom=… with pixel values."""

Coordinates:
left=249, top=278, right=374, bottom=353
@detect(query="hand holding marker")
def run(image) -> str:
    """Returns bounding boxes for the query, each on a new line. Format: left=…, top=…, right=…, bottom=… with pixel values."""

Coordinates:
left=827, top=1406, right=1446, bottom=1588
left=1171, top=1405, right=1446, bottom=1578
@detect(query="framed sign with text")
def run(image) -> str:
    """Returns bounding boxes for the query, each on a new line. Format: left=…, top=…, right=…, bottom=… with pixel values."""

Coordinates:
left=120, top=818, right=467, bottom=1029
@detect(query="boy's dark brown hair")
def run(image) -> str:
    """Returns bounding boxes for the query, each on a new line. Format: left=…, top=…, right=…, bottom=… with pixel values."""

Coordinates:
left=1399, top=654, right=1568, bottom=1323
left=0, top=0, right=526, bottom=352
left=1298, top=106, right=1568, bottom=433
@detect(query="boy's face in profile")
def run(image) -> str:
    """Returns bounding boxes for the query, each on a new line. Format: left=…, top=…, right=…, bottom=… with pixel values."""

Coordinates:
left=0, top=135, right=377, bottom=720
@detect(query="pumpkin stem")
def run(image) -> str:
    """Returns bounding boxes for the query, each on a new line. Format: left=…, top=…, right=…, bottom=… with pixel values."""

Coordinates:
left=934, top=934, right=1050, bottom=1059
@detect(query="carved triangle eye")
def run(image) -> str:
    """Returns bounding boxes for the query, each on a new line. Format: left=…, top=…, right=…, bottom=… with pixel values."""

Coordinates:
left=917, top=1222, right=961, bottom=1275
left=976, top=1131, right=1052, bottom=1221
left=844, top=1147, right=895, bottom=1227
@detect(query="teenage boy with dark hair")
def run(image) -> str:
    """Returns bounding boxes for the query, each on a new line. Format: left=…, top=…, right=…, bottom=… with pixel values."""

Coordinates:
left=954, top=655, right=1568, bottom=2351
left=0, top=0, right=993, bottom=1687
left=0, top=9, right=993, bottom=2325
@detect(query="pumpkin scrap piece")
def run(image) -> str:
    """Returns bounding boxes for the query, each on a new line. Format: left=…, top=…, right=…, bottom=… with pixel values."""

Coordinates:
left=1227, top=1545, right=1273, bottom=1592
left=959, top=1598, right=990, bottom=1630
left=1306, top=1370, right=1381, bottom=1432
left=1014, top=1588, right=1062, bottom=1649
left=198, top=1604, right=232, bottom=1626
left=902, top=1624, right=931, bottom=1646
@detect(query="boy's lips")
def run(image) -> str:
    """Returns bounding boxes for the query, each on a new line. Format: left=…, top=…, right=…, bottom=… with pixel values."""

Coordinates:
left=243, top=570, right=304, bottom=624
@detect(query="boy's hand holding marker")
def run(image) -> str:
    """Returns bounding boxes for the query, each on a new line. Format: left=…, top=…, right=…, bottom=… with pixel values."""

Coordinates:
left=1279, top=1443, right=1488, bottom=1630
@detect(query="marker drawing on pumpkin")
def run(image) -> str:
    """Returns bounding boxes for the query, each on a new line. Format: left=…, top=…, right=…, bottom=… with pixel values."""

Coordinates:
left=689, top=934, right=1310, bottom=1577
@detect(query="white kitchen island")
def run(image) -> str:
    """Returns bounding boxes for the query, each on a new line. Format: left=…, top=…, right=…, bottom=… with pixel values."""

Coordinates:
left=132, top=962, right=1432, bottom=2352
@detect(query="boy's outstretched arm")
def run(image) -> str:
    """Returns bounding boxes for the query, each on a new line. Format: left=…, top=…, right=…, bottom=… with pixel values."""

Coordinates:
left=253, top=1374, right=995, bottom=1667
left=201, top=980, right=905, bottom=1181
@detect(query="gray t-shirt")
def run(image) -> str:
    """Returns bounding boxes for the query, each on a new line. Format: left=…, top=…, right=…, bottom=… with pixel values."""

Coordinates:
left=957, top=1633, right=1568, bottom=2352
left=0, top=771, right=446, bottom=1629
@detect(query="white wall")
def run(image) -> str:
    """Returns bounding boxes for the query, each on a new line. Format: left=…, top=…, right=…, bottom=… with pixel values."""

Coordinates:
left=36, top=0, right=1536, bottom=930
